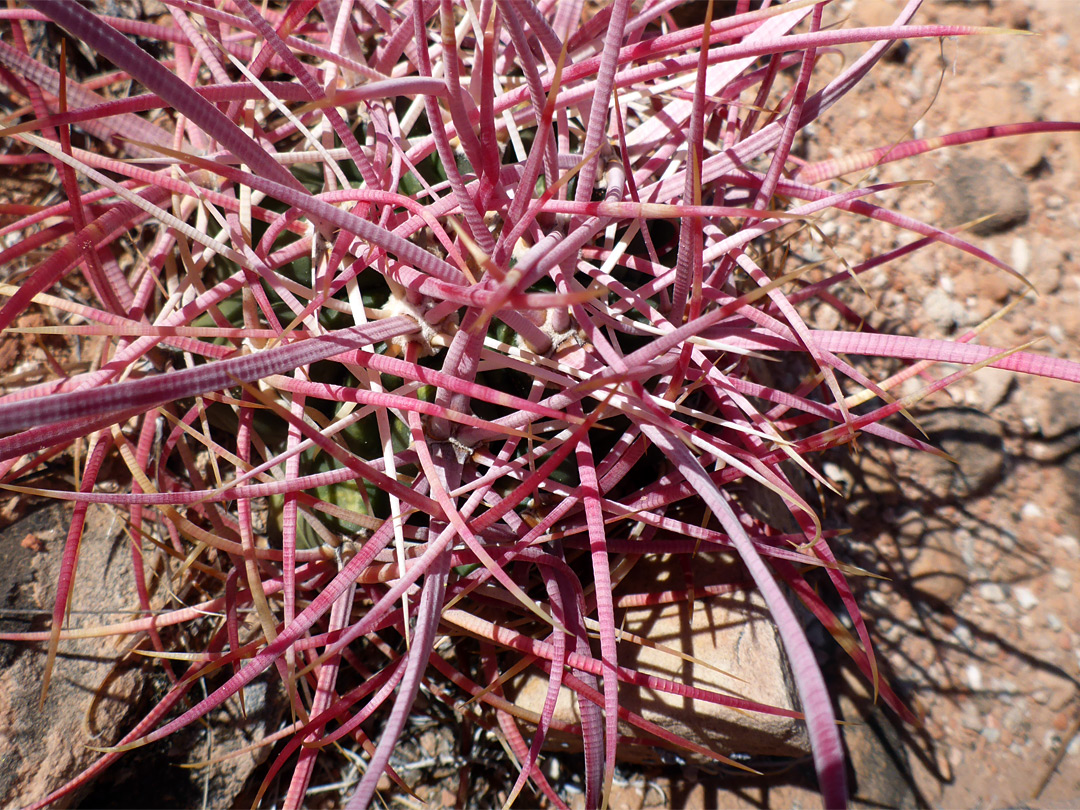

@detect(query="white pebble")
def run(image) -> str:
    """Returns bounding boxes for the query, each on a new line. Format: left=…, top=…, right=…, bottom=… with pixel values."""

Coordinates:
left=1057, top=535, right=1080, bottom=555
left=979, top=583, right=1006, bottom=603
left=954, top=621, right=974, bottom=648
left=1020, top=502, right=1043, bottom=520
left=966, top=664, right=983, bottom=691
left=1011, top=238, right=1031, bottom=276
left=1052, top=569, right=1073, bottom=592
left=868, top=590, right=889, bottom=609
left=1014, top=587, right=1038, bottom=611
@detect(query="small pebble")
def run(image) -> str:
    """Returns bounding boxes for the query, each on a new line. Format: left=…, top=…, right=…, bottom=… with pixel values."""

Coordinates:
left=19, top=533, right=43, bottom=552
left=979, top=583, right=1006, bottom=603
left=998, top=529, right=1018, bottom=552
left=1011, top=238, right=1031, bottom=276
left=1047, top=613, right=1063, bottom=632
left=982, top=727, right=1001, bottom=744
left=1057, top=535, right=1080, bottom=555
left=1003, top=706, right=1025, bottom=732
left=993, top=679, right=1018, bottom=696
left=1052, top=569, right=1072, bottom=591
left=962, top=712, right=984, bottom=731
left=936, top=749, right=953, bottom=781
left=1020, top=502, right=1043, bottom=520
left=1014, top=586, right=1038, bottom=611
left=954, top=621, right=974, bottom=648
left=1044, top=730, right=1061, bottom=752
left=966, top=664, right=983, bottom=691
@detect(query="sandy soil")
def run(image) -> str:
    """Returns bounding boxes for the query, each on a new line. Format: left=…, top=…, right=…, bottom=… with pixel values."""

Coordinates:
left=625, top=1, right=1080, bottom=807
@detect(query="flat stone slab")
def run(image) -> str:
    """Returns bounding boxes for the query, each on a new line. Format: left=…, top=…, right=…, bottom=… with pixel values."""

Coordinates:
left=509, top=553, right=810, bottom=765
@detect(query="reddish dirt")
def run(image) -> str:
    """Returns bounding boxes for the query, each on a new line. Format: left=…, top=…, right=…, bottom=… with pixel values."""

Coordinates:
left=807, top=2, right=1080, bottom=806
left=622, top=1, right=1080, bottom=807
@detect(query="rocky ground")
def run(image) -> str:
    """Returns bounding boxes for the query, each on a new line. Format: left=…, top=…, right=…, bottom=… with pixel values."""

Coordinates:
left=634, top=1, right=1080, bottom=807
